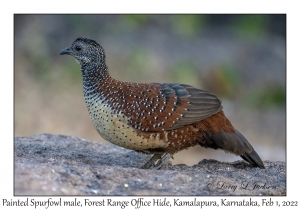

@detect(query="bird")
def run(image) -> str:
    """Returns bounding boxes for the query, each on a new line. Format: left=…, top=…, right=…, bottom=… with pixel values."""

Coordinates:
left=60, top=37, right=265, bottom=169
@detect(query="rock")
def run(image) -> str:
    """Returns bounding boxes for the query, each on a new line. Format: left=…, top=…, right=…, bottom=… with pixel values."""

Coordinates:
left=14, top=134, right=285, bottom=195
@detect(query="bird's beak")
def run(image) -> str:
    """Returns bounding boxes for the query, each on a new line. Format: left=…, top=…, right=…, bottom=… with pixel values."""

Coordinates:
left=60, top=46, right=73, bottom=55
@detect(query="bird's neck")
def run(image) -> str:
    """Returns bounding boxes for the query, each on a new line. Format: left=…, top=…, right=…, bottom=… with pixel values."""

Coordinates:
left=82, top=61, right=110, bottom=82
left=81, top=63, right=117, bottom=100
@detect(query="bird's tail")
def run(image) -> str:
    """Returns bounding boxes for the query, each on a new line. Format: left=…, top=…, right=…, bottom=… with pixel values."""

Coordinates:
left=201, top=129, right=265, bottom=169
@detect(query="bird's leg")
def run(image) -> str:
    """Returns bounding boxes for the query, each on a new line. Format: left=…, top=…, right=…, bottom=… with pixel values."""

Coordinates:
left=141, top=153, right=173, bottom=169
left=150, top=153, right=173, bottom=170
left=141, top=154, right=163, bottom=169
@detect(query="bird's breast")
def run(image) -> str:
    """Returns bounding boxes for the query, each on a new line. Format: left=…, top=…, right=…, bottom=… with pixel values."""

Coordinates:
left=84, top=94, right=169, bottom=151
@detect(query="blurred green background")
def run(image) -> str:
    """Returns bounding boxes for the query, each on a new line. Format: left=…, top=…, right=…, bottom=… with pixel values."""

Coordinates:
left=14, top=14, right=286, bottom=165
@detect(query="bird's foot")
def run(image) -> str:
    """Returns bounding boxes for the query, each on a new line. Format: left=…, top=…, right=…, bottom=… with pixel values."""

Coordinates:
left=141, top=153, right=173, bottom=170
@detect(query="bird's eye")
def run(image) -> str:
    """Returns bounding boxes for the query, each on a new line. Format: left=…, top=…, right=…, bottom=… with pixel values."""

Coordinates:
left=75, top=46, right=81, bottom=51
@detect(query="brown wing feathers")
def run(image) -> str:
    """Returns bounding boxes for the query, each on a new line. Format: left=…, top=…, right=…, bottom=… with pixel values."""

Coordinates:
left=167, top=84, right=223, bottom=130
left=127, top=83, right=190, bottom=131
left=119, top=82, right=223, bottom=132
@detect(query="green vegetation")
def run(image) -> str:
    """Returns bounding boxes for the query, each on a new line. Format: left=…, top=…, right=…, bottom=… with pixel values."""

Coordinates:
left=233, top=15, right=269, bottom=37
left=170, top=59, right=198, bottom=86
left=170, top=15, right=206, bottom=38
left=245, top=84, right=286, bottom=109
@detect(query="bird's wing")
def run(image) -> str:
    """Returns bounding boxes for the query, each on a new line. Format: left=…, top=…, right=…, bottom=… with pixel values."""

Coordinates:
left=117, top=82, right=222, bottom=132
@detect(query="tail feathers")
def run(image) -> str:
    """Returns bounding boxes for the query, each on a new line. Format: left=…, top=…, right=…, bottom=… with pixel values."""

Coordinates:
left=206, top=129, right=265, bottom=169
left=240, top=150, right=265, bottom=169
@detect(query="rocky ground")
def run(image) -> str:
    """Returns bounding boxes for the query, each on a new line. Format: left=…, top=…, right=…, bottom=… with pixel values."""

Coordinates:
left=14, top=134, right=285, bottom=196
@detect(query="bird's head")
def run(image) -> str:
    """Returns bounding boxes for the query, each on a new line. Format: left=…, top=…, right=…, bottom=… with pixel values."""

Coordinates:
left=60, top=37, right=106, bottom=69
